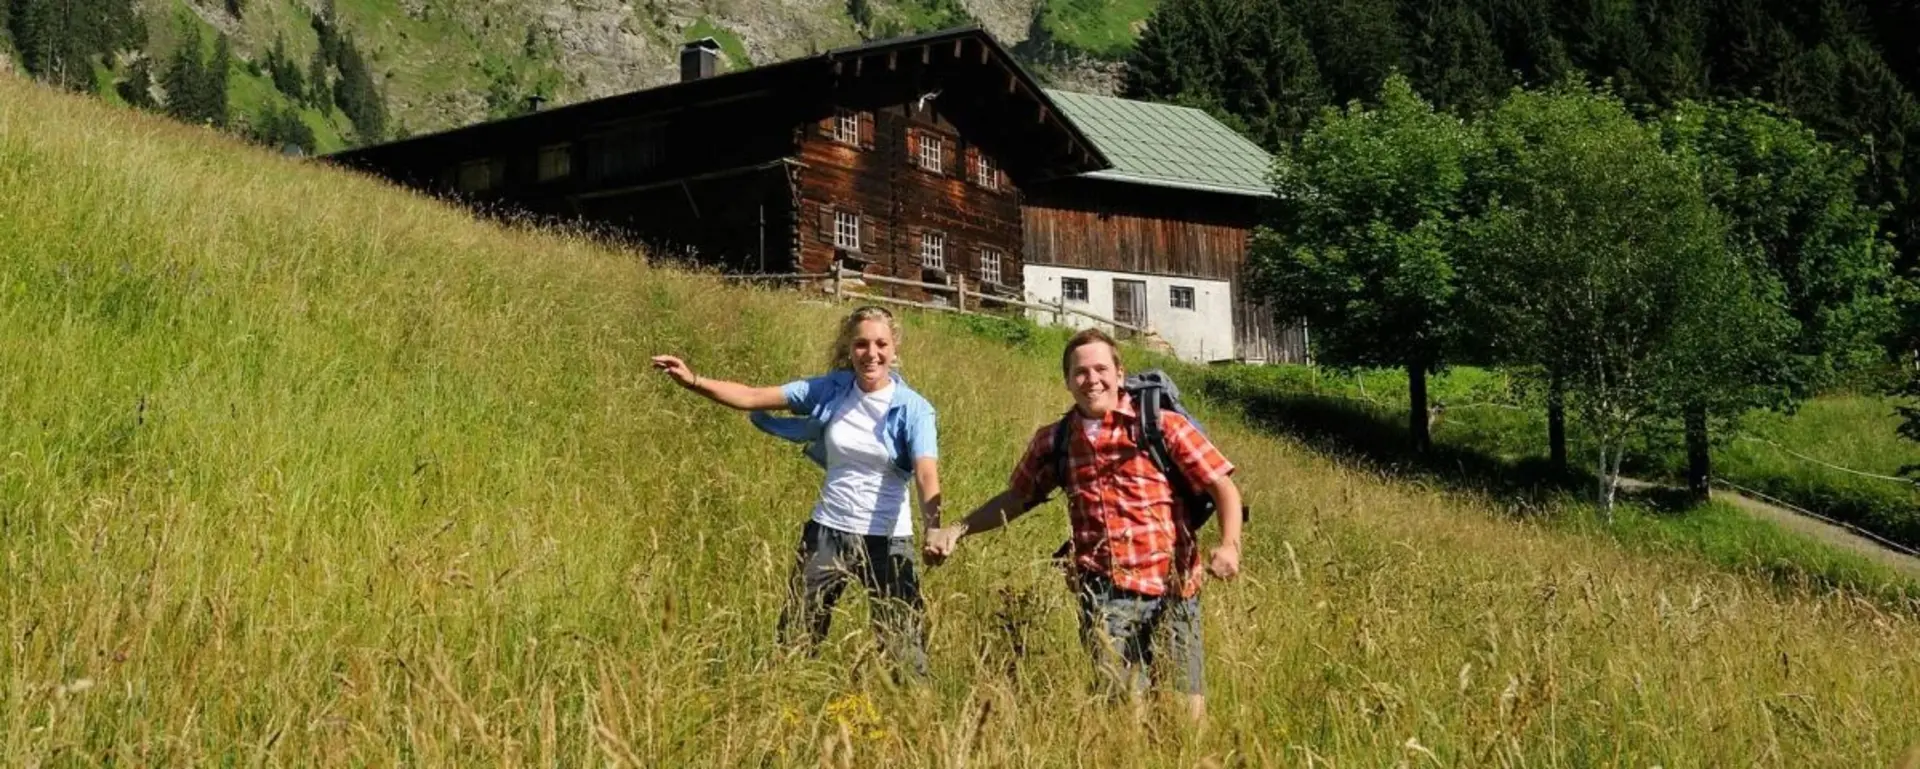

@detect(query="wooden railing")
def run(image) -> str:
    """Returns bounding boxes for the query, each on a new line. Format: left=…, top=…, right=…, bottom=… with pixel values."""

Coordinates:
left=731, top=267, right=1145, bottom=335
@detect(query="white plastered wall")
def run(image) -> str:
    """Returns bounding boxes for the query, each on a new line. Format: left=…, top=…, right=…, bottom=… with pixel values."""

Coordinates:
left=1021, top=264, right=1236, bottom=363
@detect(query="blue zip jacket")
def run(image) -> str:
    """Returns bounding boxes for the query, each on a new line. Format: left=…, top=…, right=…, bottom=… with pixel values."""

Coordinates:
left=748, top=368, right=938, bottom=476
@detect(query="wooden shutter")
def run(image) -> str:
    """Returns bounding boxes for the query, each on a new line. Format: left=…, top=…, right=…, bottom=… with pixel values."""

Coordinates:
left=817, top=203, right=835, bottom=244
left=964, top=146, right=979, bottom=184
left=858, top=111, right=875, bottom=149
left=942, top=135, right=957, bottom=176
left=818, top=115, right=836, bottom=138
left=862, top=215, right=877, bottom=255
left=906, top=128, right=919, bottom=168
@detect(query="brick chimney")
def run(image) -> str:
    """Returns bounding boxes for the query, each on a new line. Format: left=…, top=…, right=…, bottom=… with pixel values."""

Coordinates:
left=681, top=38, right=721, bottom=82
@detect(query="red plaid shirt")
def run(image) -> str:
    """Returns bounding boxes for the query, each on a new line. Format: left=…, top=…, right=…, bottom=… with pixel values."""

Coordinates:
left=1009, top=393, right=1235, bottom=598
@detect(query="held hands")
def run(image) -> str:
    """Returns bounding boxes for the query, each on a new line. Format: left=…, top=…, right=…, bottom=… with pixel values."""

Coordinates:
left=650, top=355, right=700, bottom=390
left=922, top=525, right=964, bottom=566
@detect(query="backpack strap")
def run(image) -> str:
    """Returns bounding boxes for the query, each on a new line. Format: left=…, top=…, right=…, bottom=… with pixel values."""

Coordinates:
left=1048, top=409, right=1074, bottom=562
left=1129, top=383, right=1219, bottom=531
left=1051, top=410, right=1073, bottom=496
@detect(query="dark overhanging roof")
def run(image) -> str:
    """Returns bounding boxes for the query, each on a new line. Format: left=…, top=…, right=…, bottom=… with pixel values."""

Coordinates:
left=325, top=26, right=1110, bottom=181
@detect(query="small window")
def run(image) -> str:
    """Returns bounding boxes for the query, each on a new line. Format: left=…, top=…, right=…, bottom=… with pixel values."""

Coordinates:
left=1170, top=285, right=1195, bottom=310
left=456, top=158, right=499, bottom=192
left=1062, top=277, right=1089, bottom=303
left=834, top=109, right=861, bottom=145
left=979, top=248, right=1003, bottom=285
left=975, top=152, right=998, bottom=190
left=834, top=210, right=862, bottom=251
left=918, top=133, right=944, bottom=173
left=537, top=144, right=572, bottom=182
left=592, top=123, right=664, bottom=179
left=920, top=231, right=945, bottom=270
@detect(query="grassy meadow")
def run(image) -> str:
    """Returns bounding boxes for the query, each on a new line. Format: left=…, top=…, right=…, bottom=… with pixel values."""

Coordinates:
left=5, top=73, right=1920, bottom=766
left=1192, top=363, right=1920, bottom=555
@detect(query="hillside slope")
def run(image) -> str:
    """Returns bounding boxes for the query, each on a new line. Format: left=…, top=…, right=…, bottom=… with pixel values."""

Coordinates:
left=120, top=0, right=1141, bottom=146
left=3, top=74, right=1919, bottom=766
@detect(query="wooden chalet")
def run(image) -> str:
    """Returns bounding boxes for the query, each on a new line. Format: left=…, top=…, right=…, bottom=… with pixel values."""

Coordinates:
left=326, top=26, right=1302, bottom=364
left=326, top=28, right=1105, bottom=286
left=1023, top=90, right=1307, bottom=364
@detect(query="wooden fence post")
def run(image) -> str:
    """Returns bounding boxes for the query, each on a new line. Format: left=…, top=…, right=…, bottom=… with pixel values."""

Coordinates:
left=832, top=263, right=843, bottom=302
left=955, top=275, right=966, bottom=313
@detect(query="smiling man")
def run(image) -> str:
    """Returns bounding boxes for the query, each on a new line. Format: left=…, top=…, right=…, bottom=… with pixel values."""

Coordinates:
left=924, top=328, right=1243, bottom=722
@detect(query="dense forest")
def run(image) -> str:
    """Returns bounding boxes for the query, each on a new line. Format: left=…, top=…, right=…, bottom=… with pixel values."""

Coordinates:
left=1124, top=0, right=1920, bottom=296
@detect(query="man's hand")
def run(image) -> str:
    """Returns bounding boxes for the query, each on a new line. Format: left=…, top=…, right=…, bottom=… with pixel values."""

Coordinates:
left=1208, top=540, right=1241, bottom=580
left=923, top=525, right=965, bottom=565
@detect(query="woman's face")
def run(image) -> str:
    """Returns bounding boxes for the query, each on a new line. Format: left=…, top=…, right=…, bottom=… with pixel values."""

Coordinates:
left=849, top=318, right=895, bottom=390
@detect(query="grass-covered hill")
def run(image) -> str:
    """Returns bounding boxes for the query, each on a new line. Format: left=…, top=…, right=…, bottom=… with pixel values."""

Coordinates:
left=9, top=0, right=1150, bottom=154
left=3, top=73, right=1919, bottom=766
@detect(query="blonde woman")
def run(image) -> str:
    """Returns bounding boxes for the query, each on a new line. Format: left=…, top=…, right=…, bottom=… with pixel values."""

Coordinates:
left=651, top=306, right=940, bottom=678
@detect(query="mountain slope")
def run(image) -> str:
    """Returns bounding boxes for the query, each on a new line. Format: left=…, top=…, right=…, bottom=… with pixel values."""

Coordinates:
left=104, top=0, right=1148, bottom=147
left=2, top=73, right=1918, bottom=765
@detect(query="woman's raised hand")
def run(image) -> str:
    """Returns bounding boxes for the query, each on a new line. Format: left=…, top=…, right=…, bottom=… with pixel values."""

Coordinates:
left=650, top=355, right=699, bottom=389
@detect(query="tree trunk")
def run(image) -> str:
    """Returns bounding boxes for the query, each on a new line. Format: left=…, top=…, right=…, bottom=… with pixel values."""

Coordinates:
left=1596, top=442, right=1610, bottom=520
left=1684, top=404, right=1710, bottom=503
left=1408, top=363, right=1430, bottom=454
left=1548, top=374, right=1567, bottom=474
left=1597, top=441, right=1620, bottom=522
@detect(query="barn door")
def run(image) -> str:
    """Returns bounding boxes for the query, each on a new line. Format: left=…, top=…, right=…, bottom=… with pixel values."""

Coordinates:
left=1112, top=279, right=1147, bottom=337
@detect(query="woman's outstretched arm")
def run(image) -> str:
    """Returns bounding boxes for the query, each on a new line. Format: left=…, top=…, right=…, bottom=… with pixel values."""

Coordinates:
left=651, top=355, right=789, bottom=411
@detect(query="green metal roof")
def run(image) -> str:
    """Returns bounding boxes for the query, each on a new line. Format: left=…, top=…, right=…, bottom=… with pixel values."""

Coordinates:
left=1043, top=89, right=1275, bottom=198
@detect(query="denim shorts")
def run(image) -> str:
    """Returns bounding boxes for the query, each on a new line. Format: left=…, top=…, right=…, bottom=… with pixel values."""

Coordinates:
left=1074, top=572, right=1205, bottom=696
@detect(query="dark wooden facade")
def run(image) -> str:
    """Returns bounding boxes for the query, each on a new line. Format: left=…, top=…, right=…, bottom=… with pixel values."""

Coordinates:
left=326, top=28, right=1106, bottom=289
left=796, top=99, right=1023, bottom=289
left=1022, top=177, right=1309, bottom=364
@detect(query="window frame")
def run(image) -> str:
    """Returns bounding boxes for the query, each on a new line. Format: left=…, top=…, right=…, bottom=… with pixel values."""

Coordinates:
left=918, top=133, right=945, bottom=174
left=1170, top=284, right=1196, bottom=310
left=834, top=109, right=861, bottom=146
left=974, top=151, right=999, bottom=191
left=537, top=143, right=572, bottom=183
left=978, top=247, right=1003, bottom=285
left=834, top=210, right=862, bottom=252
left=1062, top=276, right=1090, bottom=303
left=920, top=230, right=946, bottom=270
left=456, top=158, right=500, bottom=193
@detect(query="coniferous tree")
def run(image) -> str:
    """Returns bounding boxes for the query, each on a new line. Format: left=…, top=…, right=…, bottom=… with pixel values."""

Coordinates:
left=163, top=24, right=206, bottom=124
left=246, top=102, right=316, bottom=154
left=331, top=36, right=385, bottom=144
left=116, top=55, right=157, bottom=109
left=204, top=33, right=231, bottom=128
left=9, top=0, right=57, bottom=83
left=1400, top=0, right=1509, bottom=112
left=306, top=47, right=330, bottom=109
left=266, top=33, right=304, bottom=99
left=1299, top=0, right=1405, bottom=104
left=1126, top=0, right=1325, bottom=150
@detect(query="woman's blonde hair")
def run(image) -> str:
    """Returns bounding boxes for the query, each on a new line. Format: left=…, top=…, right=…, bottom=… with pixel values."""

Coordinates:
left=829, top=305, right=902, bottom=371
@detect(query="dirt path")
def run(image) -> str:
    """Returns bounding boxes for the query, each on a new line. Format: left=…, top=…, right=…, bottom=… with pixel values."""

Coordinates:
left=1619, top=477, right=1920, bottom=579
left=1713, top=488, right=1920, bottom=579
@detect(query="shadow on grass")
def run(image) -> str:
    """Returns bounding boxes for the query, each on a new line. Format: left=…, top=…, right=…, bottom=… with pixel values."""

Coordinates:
left=1197, top=381, right=1703, bottom=516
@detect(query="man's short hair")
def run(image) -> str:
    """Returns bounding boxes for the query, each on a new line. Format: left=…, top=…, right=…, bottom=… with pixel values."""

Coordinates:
left=1062, top=328, right=1123, bottom=378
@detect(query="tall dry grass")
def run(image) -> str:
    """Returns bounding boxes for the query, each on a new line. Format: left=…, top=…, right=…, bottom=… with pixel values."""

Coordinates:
left=3, top=74, right=1918, bottom=766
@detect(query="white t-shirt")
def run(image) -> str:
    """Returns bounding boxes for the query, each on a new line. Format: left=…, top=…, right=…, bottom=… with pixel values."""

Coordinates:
left=812, top=382, right=916, bottom=537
